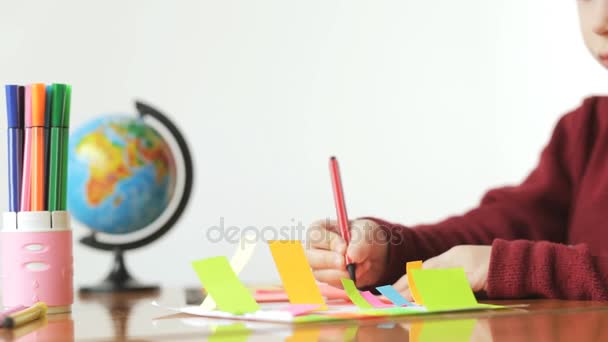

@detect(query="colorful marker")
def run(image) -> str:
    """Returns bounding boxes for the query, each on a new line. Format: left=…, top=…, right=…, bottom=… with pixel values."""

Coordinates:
left=329, top=156, right=357, bottom=282
left=59, top=85, right=71, bottom=210
left=20, top=85, right=33, bottom=211
left=5, top=85, right=22, bottom=212
left=31, top=84, right=46, bottom=211
left=44, top=85, right=53, bottom=210
left=47, top=84, right=66, bottom=211
left=1, top=302, right=47, bottom=329
left=0, top=305, right=28, bottom=328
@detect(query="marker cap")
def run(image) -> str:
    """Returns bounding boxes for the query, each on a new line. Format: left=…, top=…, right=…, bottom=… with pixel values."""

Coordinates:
left=50, top=84, right=66, bottom=127
left=30, top=83, right=46, bottom=127
left=5, top=85, right=20, bottom=128
left=18, top=86, right=25, bottom=125
left=61, top=85, right=71, bottom=128
left=24, top=85, right=32, bottom=128
left=44, top=85, right=53, bottom=128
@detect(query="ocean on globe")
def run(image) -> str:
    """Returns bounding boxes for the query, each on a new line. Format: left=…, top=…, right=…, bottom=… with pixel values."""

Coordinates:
left=67, top=115, right=177, bottom=235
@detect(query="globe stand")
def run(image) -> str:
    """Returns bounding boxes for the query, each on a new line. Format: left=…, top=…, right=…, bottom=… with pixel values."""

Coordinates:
left=80, top=249, right=159, bottom=293
left=77, top=100, right=194, bottom=294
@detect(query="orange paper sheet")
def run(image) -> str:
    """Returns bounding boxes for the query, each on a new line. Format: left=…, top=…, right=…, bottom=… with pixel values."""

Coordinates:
left=268, top=240, right=326, bottom=307
left=406, top=261, right=424, bottom=305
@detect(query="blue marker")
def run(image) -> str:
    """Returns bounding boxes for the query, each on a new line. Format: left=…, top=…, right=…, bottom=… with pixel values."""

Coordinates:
left=5, top=85, right=23, bottom=212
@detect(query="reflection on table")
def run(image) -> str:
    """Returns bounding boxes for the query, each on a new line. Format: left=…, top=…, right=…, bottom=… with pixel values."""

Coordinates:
left=2, top=289, right=608, bottom=341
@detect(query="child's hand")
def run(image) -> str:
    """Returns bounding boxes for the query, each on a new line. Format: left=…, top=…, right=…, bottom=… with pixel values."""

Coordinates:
left=393, top=245, right=492, bottom=300
left=305, top=219, right=388, bottom=288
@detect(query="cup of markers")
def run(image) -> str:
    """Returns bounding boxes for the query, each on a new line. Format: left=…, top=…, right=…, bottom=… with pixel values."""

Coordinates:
left=1, top=84, right=73, bottom=314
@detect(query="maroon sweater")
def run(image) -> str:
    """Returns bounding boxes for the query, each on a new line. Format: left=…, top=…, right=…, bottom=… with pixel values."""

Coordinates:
left=374, top=96, right=608, bottom=300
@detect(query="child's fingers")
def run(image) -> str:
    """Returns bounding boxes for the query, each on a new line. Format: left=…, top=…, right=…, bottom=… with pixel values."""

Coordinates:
left=392, top=274, right=414, bottom=301
left=346, top=219, right=380, bottom=263
left=423, top=247, right=459, bottom=269
left=312, top=269, right=350, bottom=287
left=345, top=240, right=372, bottom=264
left=422, top=256, right=440, bottom=269
left=392, top=275, right=408, bottom=292
left=308, top=219, right=341, bottom=234
left=306, top=220, right=346, bottom=253
left=305, top=249, right=345, bottom=270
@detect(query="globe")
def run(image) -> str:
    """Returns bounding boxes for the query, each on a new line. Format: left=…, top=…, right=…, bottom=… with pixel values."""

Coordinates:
left=69, top=101, right=194, bottom=293
left=67, top=115, right=177, bottom=235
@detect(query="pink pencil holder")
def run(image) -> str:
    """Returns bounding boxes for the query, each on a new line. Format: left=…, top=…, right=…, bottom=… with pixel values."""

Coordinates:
left=1, top=211, right=73, bottom=314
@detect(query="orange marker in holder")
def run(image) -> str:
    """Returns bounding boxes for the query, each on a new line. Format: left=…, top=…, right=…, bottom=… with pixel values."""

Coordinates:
left=30, top=84, right=46, bottom=211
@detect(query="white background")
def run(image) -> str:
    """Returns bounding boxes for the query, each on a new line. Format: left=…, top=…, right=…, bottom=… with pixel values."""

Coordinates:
left=0, top=0, right=605, bottom=288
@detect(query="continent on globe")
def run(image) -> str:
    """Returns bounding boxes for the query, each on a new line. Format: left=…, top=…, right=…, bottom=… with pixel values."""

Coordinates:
left=68, top=116, right=177, bottom=235
left=76, top=130, right=132, bottom=206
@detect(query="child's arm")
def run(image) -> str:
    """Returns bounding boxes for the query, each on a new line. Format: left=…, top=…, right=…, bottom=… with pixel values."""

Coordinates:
left=373, top=97, right=597, bottom=286
left=488, top=239, right=608, bottom=299
left=393, top=240, right=608, bottom=300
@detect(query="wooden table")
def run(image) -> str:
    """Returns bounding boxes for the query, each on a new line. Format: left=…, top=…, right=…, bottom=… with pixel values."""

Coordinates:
left=2, top=289, right=608, bottom=341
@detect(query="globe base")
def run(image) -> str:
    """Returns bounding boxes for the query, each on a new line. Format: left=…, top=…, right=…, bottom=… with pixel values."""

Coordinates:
left=79, top=281, right=159, bottom=293
left=79, top=248, right=159, bottom=293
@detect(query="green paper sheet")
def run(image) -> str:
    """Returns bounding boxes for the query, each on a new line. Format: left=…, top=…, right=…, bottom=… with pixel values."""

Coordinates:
left=341, top=279, right=374, bottom=309
left=410, top=268, right=479, bottom=311
left=192, top=256, right=260, bottom=314
left=418, top=319, right=476, bottom=342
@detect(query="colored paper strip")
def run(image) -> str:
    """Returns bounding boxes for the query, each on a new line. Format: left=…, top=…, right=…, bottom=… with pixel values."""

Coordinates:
left=254, top=292, right=290, bottom=302
left=406, top=260, right=424, bottom=304
left=268, top=240, right=326, bottom=306
left=281, top=304, right=322, bottom=317
left=318, top=283, right=349, bottom=300
left=201, top=232, right=257, bottom=311
left=191, top=256, right=259, bottom=314
left=376, top=285, right=414, bottom=307
left=410, top=268, right=478, bottom=311
left=255, top=283, right=349, bottom=301
left=360, top=291, right=393, bottom=308
left=340, top=278, right=373, bottom=309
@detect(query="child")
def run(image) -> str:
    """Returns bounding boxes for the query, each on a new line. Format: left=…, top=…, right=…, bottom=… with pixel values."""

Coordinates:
left=305, top=1, right=608, bottom=300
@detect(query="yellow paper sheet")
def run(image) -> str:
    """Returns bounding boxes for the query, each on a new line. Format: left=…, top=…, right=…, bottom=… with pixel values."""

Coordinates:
left=201, top=232, right=257, bottom=311
left=268, top=240, right=326, bottom=307
left=406, top=261, right=424, bottom=305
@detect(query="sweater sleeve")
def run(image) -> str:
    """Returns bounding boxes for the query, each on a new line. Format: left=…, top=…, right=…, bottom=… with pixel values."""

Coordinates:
left=369, top=97, right=598, bottom=286
left=488, top=239, right=608, bottom=300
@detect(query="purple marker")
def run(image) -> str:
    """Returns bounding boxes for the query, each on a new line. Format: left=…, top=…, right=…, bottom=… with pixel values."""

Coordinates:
left=5, top=85, right=23, bottom=212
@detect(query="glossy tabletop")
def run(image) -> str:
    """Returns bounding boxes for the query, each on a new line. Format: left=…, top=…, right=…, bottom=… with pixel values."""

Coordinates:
left=2, top=288, right=608, bottom=341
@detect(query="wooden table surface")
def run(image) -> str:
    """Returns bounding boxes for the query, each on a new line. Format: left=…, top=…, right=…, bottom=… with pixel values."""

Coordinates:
left=2, top=288, right=608, bottom=341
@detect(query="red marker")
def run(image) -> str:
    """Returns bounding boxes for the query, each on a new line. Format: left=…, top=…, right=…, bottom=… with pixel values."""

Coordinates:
left=329, top=156, right=356, bottom=282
